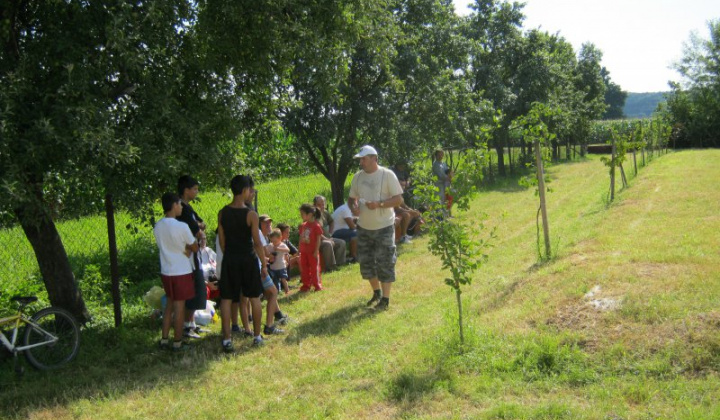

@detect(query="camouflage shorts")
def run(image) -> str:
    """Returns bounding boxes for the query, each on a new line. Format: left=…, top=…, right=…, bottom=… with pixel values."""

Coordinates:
left=357, top=225, right=397, bottom=283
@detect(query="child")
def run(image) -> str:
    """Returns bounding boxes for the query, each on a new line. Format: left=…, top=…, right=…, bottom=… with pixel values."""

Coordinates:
left=153, top=193, right=198, bottom=351
left=217, top=175, right=268, bottom=350
left=267, top=229, right=291, bottom=294
left=298, top=203, right=324, bottom=292
left=277, top=222, right=301, bottom=278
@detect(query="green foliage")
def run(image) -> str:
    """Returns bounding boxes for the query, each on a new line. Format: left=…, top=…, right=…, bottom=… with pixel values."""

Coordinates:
left=413, top=148, right=493, bottom=343
left=666, top=19, right=720, bottom=148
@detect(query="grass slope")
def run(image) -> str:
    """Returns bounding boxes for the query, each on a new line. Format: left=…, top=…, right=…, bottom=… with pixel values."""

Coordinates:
left=1, top=151, right=719, bottom=419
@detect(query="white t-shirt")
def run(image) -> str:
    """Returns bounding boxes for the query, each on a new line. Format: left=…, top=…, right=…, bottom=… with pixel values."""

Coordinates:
left=332, top=204, right=353, bottom=232
left=269, top=242, right=290, bottom=270
left=153, top=217, right=195, bottom=276
left=349, top=166, right=404, bottom=230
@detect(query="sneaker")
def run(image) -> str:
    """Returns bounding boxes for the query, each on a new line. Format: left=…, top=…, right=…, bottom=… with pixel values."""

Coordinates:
left=193, top=326, right=211, bottom=334
left=264, top=324, right=285, bottom=335
left=398, top=235, right=412, bottom=244
left=252, top=336, right=265, bottom=347
left=183, top=327, right=201, bottom=339
left=347, top=257, right=357, bottom=264
left=275, top=313, right=289, bottom=325
left=172, top=342, right=192, bottom=352
left=158, top=340, right=170, bottom=351
left=366, top=293, right=382, bottom=307
left=374, top=298, right=389, bottom=311
left=231, top=324, right=241, bottom=333
left=222, top=340, right=234, bottom=353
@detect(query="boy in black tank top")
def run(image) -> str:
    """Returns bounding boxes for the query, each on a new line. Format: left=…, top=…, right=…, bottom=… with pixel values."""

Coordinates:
left=217, top=175, right=268, bottom=351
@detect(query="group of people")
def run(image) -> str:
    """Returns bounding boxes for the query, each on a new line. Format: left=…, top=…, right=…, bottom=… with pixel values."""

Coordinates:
left=153, top=145, right=446, bottom=352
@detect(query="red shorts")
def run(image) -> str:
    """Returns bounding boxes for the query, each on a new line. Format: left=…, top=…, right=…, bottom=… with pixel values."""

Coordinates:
left=161, top=273, right=195, bottom=301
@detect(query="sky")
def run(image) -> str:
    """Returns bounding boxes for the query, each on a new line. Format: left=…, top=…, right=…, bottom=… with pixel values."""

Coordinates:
left=452, top=0, right=720, bottom=92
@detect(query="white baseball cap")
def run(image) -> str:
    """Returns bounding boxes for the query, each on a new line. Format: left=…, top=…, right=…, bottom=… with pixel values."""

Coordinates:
left=353, top=145, right=378, bottom=158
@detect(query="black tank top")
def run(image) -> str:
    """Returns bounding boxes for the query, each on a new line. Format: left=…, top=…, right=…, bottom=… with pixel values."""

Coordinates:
left=219, top=206, right=255, bottom=257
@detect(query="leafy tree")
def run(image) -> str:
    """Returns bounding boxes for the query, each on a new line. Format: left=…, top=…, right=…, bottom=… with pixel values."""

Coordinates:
left=412, top=148, right=493, bottom=344
left=601, top=67, right=627, bottom=120
left=665, top=20, right=720, bottom=148
left=0, top=1, right=240, bottom=321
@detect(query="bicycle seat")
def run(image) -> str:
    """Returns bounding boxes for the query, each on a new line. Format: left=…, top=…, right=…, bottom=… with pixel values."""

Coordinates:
left=11, top=296, right=38, bottom=305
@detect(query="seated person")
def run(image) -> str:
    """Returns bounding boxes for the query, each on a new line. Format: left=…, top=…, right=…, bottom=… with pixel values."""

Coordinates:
left=313, top=195, right=346, bottom=271
left=394, top=203, right=424, bottom=244
left=330, top=203, right=358, bottom=262
left=198, top=232, right=219, bottom=301
left=267, top=229, right=291, bottom=294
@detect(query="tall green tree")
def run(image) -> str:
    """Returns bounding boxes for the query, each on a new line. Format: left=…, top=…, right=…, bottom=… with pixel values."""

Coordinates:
left=0, top=1, right=240, bottom=321
left=665, top=19, right=720, bottom=148
left=601, top=67, right=627, bottom=120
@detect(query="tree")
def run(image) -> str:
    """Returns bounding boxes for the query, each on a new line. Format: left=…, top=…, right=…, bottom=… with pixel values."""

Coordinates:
left=666, top=20, right=720, bottom=148
left=601, top=67, right=627, bottom=120
left=0, top=1, right=240, bottom=322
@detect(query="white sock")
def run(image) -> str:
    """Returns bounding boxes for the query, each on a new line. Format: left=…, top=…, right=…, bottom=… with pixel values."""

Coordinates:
left=222, top=339, right=231, bottom=346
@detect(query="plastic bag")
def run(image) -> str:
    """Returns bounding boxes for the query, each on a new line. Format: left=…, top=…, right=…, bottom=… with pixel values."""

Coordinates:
left=194, top=300, right=216, bottom=326
left=143, top=286, right=165, bottom=310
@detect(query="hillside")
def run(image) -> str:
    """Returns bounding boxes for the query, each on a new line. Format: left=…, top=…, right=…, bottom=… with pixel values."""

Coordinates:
left=2, top=151, right=719, bottom=419
left=624, top=91, right=668, bottom=118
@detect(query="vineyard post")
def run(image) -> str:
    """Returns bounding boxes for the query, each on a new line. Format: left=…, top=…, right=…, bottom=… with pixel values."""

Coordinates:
left=105, top=193, right=122, bottom=327
left=633, top=148, right=638, bottom=176
left=534, top=139, right=551, bottom=259
left=610, top=134, right=616, bottom=202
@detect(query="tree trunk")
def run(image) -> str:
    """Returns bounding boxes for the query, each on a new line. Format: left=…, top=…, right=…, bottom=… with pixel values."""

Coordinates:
left=495, top=144, right=506, bottom=177
left=610, top=137, right=616, bottom=202
left=330, top=176, right=347, bottom=210
left=534, top=139, right=551, bottom=260
left=105, top=194, right=122, bottom=327
left=15, top=207, right=90, bottom=324
left=456, top=287, right=464, bottom=345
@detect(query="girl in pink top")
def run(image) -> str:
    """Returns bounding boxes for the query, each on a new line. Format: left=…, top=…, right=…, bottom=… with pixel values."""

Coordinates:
left=298, top=203, right=324, bottom=291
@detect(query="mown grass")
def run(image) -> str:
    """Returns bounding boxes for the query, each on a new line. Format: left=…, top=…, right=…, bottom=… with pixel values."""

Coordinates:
left=2, top=150, right=720, bottom=419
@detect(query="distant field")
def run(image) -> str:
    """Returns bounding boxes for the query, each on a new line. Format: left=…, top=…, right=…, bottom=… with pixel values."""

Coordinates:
left=2, top=150, right=719, bottom=419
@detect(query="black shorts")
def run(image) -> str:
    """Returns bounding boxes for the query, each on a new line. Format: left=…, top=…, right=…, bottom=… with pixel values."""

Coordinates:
left=219, top=254, right=263, bottom=300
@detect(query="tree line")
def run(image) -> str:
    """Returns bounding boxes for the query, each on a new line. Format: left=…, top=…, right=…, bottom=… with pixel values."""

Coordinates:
left=1, top=0, right=623, bottom=322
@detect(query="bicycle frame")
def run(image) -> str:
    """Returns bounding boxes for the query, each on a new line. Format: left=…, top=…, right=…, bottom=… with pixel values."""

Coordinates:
left=0, top=313, right=59, bottom=353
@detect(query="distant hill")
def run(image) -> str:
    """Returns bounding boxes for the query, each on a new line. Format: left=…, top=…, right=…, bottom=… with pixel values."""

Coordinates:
left=623, top=92, right=668, bottom=118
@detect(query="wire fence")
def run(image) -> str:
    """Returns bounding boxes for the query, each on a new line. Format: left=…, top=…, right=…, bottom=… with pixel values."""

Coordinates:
left=0, top=174, right=337, bottom=303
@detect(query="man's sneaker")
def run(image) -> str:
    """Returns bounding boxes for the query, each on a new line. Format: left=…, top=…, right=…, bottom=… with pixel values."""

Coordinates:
left=231, top=324, right=242, bottom=333
left=193, top=326, right=211, bottom=334
left=275, top=313, right=289, bottom=325
left=366, top=293, right=382, bottom=307
left=264, top=325, right=285, bottom=335
left=183, top=327, right=201, bottom=339
left=374, top=298, right=389, bottom=311
left=222, top=340, right=234, bottom=353
left=158, top=340, right=170, bottom=351
left=252, top=336, right=265, bottom=347
left=398, top=235, right=412, bottom=244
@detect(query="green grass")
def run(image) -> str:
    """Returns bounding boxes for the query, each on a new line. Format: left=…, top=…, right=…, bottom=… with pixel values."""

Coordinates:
left=2, top=150, right=720, bottom=419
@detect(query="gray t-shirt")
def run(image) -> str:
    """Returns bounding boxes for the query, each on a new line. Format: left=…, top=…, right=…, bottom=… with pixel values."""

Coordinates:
left=349, top=166, right=403, bottom=230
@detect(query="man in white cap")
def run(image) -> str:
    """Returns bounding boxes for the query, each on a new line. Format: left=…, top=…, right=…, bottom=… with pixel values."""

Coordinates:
left=348, top=145, right=405, bottom=310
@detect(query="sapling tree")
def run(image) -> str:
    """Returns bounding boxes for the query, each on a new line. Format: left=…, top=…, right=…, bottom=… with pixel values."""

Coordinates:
left=516, top=103, right=555, bottom=261
left=413, top=148, right=494, bottom=345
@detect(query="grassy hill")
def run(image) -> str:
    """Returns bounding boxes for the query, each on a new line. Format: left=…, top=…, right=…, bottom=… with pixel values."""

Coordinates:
left=2, top=150, right=719, bottom=419
left=624, top=92, right=668, bottom=118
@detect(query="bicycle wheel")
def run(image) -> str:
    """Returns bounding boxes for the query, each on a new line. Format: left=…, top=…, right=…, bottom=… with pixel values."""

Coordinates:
left=23, top=307, right=80, bottom=370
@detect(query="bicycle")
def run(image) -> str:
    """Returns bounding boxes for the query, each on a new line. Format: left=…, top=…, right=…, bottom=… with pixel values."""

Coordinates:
left=1, top=295, right=80, bottom=371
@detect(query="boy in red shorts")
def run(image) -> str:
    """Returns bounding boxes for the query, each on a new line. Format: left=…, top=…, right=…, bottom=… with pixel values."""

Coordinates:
left=154, top=193, right=199, bottom=351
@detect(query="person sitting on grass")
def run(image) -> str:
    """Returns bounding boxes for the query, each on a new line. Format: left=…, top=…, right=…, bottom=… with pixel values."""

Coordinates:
left=330, top=203, right=358, bottom=262
left=299, top=203, right=324, bottom=292
left=154, top=192, right=198, bottom=352
left=267, top=228, right=291, bottom=295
